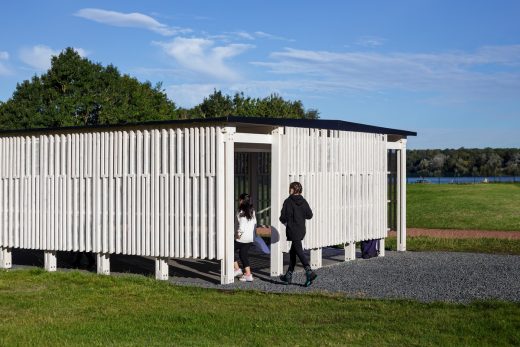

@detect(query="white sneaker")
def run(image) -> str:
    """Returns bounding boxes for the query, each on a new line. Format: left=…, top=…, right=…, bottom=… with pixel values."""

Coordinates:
left=234, top=269, right=243, bottom=277
left=239, top=274, right=253, bottom=282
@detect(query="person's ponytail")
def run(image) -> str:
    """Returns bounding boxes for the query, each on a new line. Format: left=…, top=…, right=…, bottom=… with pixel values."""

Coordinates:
left=238, top=193, right=254, bottom=220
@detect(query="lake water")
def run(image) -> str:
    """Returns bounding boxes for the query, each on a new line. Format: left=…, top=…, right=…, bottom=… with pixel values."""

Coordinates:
left=407, top=176, right=519, bottom=184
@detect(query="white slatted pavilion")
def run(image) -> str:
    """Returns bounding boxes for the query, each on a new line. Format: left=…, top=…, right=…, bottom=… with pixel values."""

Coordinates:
left=0, top=116, right=416, bottom=284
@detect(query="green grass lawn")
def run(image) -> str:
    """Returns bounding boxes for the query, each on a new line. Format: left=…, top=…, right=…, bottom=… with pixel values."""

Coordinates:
left=386, top=236, right=520, bottom=255
left=0, top=270, right=519, bottom=346
left=407, top=183, right=520, bottom=231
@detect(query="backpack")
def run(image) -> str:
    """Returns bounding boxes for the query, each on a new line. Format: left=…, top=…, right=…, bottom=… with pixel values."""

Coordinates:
left=360, top=239, right=379, bottom=259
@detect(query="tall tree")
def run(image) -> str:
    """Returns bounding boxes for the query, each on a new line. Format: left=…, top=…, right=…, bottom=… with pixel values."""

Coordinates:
left=0, top=48, right=177, bottom=130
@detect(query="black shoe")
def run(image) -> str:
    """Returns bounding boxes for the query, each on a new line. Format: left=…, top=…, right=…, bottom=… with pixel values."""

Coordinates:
left=280, top=271, right=293, bottom=285
left=304, top=271, right=317, bottom=287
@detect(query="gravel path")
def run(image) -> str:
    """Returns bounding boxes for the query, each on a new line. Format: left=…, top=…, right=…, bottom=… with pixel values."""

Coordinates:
left=176, top=251, right=520, bottom=303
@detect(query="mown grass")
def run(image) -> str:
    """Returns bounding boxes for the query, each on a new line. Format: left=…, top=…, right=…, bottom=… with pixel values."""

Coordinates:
left=386, top=236, right=520, bottom=255
left=0, top=270, right=519, bottom=347
left=407, top=183, right=520, bottom=231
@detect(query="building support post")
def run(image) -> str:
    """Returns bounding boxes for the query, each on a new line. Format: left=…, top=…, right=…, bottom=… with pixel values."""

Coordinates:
left=310, top=248, right=322, bottom=269
left=221, top=127, right=236, bottom=285
left=270, top=127, right=284, bottom=277
left=97, top=253, right=110, bottom=275
left=0, top=247, right=12, bottom=269
left=344, top=243, right=356, bottom=261
left=44, top=251, right=57, bottom=272
left=397, top=139, right=407, bottom=251
left=155, top=257, right=169, bottom=281
left=379, top=239, right=386, bottom=257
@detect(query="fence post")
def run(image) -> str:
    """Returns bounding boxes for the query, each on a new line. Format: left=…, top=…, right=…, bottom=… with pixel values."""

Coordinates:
left=0, top=247, right=12, bottom=269
left=397, top=139, right=407, bottom=251
left=44, top=251, right=57, bottom=272
left=270, top=127, right=284, bottom=277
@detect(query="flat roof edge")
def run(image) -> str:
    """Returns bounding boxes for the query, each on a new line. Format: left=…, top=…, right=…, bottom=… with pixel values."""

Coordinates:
left=0, top=115, right=417, bottom=137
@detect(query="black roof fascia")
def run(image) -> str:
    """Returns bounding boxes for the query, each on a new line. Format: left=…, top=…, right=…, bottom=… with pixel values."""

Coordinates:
left=0, top=115, right=416, bottom=137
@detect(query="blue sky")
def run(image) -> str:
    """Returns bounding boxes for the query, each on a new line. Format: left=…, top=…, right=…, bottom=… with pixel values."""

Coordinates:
left=1, top=1, right=519, bottom=149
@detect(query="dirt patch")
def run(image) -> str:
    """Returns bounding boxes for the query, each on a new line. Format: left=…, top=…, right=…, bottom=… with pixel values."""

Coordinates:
left=389, top=228, right=520, bottom=239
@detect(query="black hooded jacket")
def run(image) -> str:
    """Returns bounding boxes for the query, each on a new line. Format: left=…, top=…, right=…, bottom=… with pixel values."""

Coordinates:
left=279, top=194, right=313, bottom=241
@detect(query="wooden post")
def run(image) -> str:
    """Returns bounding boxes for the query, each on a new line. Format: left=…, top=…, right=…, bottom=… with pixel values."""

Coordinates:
left=44, top=250, right=57, bottom=272
left=397, top=139, right=407, bottom=251
left=155, top=257, right=169, bottom=280
left=344, top=243, right=356, bottom=261
left=310, top=248, right=322, bottom=269
left=97, top=253, right=110, bottom=275
left=270, top=127, right=284, bottom=276
left=0, top=247, right=12, bottom=269
left=220, top=127, right=235, bottom=284
left=379, top=239, right=386, bottom=257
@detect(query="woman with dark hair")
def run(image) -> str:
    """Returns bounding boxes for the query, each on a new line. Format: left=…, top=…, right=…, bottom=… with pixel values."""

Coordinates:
left=234, top=193, right=257, bottom=282
left=279, top=182, right=317, bottom=287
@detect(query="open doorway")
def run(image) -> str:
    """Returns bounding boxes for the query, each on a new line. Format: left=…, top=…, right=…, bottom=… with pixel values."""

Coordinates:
left=234, top=152, right=271, bottom=226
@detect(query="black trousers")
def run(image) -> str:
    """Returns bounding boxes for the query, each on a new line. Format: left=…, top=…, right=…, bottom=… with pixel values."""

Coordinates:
left=234, top=241, right=252, bottom=268
left=288, top=239, right=310, bottom=272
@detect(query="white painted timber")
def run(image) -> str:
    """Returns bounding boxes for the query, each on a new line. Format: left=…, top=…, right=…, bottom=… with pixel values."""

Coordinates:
left=282, top=127, right=388, bottom=251
left=310, top=248, right=322, bottom=269
left=155, top=257, right=169, bottom=280
left=97, top=253, right=110, bottom=275
left=270, top=127, right=284, bottom=276
left=0, top=247, right=12, bottom=268
left=344, top=243, right=356, bottom=261
left=234, top=133, right=272, bottom=144
left=0, top=126, right=225, bottom=263
left=397, top=139, right=407, bottom=251
left=44, top=250, right=57, bottom=272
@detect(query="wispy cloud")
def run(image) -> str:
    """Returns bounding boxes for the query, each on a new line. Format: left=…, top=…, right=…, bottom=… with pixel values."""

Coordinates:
left=166, top=83, right=218, bottom=107
left=251, top=45, right=520, bottom=99
left=75, top=8, right=190, bottom=36
left=355, top=36, right=386, bottom=47
left=0, top=51, right=12, bottom=76
left=19, top=45, right=87, bottom=71
left=254, top=31, right=294, bottom=42
left=154, top=37, right=253, bottom=81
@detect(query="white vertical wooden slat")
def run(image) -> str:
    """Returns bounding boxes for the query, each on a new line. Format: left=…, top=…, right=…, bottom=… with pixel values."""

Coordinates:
left=176, top=128, right=183, bottom=258
left=184, top=128, right=191, bottom=258
left=208, top=127, right=215, bottom=259
left=143, top=130, right=150, bottom=256
left=129, top=131, right=136, bottom=255
left=200, top=127, right=207, bottom=259
left=122, top=131, right=128, bottom=254
left=160, top=129, right=168, bottom=257
left=151, top=130, right=159, bottom=256
left=115, top=131, right=122, bottom=254
left=168, top=129, right=176, bottom=258
left=216, top=128, right=224, bottom=260
left=192, top=127, right=199, bottom=259
left=136, top=131, right=143, bottom=256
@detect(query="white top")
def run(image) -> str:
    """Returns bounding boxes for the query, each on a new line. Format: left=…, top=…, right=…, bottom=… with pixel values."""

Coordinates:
left=235, top=210, right=256, bottom=243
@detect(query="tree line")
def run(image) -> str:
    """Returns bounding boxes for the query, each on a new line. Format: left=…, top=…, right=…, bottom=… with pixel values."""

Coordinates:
left=407, top=148, right=520, bottom=177
left=0, top=48, right=318, bottom=130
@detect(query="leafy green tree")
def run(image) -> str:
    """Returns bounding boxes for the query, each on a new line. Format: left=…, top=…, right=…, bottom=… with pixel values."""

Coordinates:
left=0, top=48, right=177, bottom=129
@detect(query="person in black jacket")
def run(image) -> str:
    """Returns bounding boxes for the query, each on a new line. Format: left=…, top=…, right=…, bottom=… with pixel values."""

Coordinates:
left=279, top=181, right=317, bottom=286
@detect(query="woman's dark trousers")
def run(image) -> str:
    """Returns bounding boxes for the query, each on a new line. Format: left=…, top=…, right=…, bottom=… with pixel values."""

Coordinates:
left=288, top=239, right=310, bottom=272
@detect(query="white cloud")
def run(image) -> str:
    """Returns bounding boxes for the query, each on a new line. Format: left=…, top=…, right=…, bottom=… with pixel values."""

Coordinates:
left=19, top=45, right=88, bottom=71
left=254, top=31, right=294, bottom=42
left=0, top=51, right=9, bottom=60
left=251, top=45, right=520, bottom=98
left=166, top=83, right=218, bottom=107
left=155, top=37, right=253, bottom=81
left=356, top=36, right=386, bottom=47
left=75, top=8, right=190, bottom=36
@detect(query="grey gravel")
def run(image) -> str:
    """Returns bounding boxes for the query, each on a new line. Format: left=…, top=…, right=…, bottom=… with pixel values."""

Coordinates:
left=173, top=250, right=520, bottom=303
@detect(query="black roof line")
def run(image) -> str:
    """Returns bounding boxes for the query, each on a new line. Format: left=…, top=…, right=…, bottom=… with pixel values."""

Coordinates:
left=0, top=115, right=416, bottom=137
